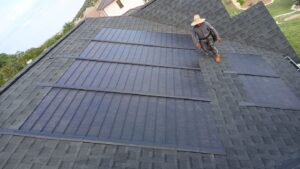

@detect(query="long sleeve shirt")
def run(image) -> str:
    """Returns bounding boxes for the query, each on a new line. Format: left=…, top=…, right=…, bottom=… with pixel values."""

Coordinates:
left=191, top=21, right=220, bottom=45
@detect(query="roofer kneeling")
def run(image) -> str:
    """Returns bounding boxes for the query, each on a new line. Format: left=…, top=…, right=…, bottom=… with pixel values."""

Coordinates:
left=191, top=15, right=222, bottom=63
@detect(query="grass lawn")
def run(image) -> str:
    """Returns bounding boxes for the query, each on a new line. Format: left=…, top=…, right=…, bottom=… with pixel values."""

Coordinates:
left=279, top=19, right=300, bottom=59
left=222, top=1, right=242, bottom=16
left=222, top=0, right=294, bottom=16
left=266, top=0, right=294, bottom=16
left=275, top=11, right=300, bottom=22
left=222, top=0, right=300, bottom=59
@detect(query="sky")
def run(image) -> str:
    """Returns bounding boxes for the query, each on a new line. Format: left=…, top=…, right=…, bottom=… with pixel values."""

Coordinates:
left=0, top=0, right=85, bottom=54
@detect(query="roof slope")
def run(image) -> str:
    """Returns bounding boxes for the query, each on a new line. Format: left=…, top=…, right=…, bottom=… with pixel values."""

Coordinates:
left=133, top=0, right=298, bottom=61
left=98, top=0, right=115, bottom=10
left=0, top=0, right=300, bottom=169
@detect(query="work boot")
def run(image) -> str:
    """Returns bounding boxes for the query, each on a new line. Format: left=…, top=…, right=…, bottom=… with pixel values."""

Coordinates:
left=215, top=53, right=221, bottom=63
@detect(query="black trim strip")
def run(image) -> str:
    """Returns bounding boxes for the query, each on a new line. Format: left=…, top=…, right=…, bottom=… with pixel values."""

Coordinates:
left=37, top=83, right=211, bottom=102
left=81, top=38, right=196, bottom=50
left=223, top=70, right=280, bottom=78
left=54, top=56, right=201, bottom=71
left=75, top=57, right=201, bottom=71
left=0, top=128, right=225, bottom=155
left=239, top=101, right=300, bottom=111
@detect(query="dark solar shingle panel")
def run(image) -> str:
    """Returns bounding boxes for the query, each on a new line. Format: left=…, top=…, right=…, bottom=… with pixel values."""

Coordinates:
left=224, top=54, right=300, bottom=110
left=20, top=89, right=224, bottom=154
left=55, top=61, right=208, bottom=98
left=239, top=76, right=300, bottom=110
left=79, top=41, right=199, bottom=68
left=224, top=54, right=279, bottom=77
left=95, top=28, right=195, bottom=49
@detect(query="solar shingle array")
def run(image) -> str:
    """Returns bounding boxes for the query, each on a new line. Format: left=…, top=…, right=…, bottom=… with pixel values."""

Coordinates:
left=224, top=54, right=300, bottom=110
left=0, top=0, right=300, bottom=168
left=19, top=28, right=224, bottom=154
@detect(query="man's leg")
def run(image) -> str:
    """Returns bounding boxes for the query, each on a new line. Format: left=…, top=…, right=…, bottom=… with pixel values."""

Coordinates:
left=207, top=38, right=217, bottom=54
left=199, top=40, right=209, bottom=55
left=207, top=37, right=221, bottom=63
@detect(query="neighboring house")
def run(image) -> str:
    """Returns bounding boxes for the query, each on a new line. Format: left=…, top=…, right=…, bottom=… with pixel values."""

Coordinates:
left=82, top=1, right=106, bottom=18
left=98, top=0, right=149, bottom=16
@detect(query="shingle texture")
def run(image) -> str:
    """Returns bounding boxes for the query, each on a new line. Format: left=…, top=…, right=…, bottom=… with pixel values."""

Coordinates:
left=134, top=0, right=298, bottom=61
left=98, top=0, right=115, bottom=10
left=133, top=0, right=231, bottom=33
left=226, top=3, right=298, bottom=61
left=0, top=0, right=300, bottom=169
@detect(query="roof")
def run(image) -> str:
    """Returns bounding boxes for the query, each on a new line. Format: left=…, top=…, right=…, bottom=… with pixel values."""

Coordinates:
left=98, top=0, right=115, bottom=10
left=132, top=0, right=299, bottom=61
left=0, top=0, right=300, bottom=169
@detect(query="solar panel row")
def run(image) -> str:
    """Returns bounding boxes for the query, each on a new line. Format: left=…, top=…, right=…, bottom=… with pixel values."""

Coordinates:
left=19, top=28, right=225, bottom=154
left=80, top=41, right=199, bottom=67
left=224, top=53, right=300, bottom=110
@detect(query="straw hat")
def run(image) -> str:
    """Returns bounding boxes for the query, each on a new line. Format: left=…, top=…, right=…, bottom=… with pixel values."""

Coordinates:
left=191, top=14, right=206, bottom=26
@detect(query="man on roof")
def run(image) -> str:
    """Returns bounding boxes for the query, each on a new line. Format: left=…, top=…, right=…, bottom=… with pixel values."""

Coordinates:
left=191, top=14, right=222, bottom=63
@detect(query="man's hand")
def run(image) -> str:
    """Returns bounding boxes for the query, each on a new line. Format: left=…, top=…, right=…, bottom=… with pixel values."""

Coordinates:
left=195, top=43, right=201, bottom=49
left=216, top=38, right=222, bottom=43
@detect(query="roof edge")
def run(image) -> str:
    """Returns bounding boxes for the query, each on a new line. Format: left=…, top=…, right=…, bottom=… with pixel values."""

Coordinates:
left=98, top=0, right=115, bottom=10
left=0, top=20, right=86, bottom=96
left=225, top=2, right=299, bottom=61
left=124, top=0, right=156, bottom=16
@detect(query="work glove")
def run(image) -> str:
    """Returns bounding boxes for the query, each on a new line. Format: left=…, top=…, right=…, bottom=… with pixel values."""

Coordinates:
left=195, top=43, right=201, bottom=49
left=216, top=38, right=222, bottom=43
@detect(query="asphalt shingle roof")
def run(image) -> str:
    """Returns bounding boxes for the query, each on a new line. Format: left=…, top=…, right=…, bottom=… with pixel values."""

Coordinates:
left=98, top=0, right=115, bottom=10
left=133, top=0, right=299, bottom=61
left=0, top=1, right=300, bottom=169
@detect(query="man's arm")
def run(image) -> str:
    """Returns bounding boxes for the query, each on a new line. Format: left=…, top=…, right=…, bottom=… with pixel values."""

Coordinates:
left=191, top=30, right=201, bottom=48
left=206, top=22, right=221, bottom=41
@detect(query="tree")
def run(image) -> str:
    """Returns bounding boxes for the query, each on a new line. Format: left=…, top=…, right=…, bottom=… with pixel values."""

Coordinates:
left=294, top=0, right=300, bottom=5
left=0, top=21, right=75, bottom=87
left=237, top=0, right=246, bottom=5
left=62, top=22, right=75, bottom=34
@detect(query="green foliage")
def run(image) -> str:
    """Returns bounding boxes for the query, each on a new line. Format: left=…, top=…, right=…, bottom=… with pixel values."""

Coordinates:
left=63, top=22, right=75, bottom=34
left=0, top=54, right=17, bottom=84
left=294, top=0, right=300, bottom=6
left=237, top=0, right=246, bottom=5
left=74, top=0, right=98, bottom=20
left=0, top=54, right=13, bottom=67
left=279, top=19, right=300, bottom=59
left=0, top=21, right=75, bottom=87
left=222, top=0, right=300, bottom=59
left=267, top=0, right=294, bottom=16
left=222, top=0, right=242, bottom=16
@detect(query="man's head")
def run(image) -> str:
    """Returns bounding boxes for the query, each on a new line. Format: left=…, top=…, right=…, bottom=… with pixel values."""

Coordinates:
left=191, top=14, right=205, bottom=27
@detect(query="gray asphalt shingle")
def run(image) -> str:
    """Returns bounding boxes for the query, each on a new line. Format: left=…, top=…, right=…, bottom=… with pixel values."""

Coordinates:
left=15, top=27, right=223, bottom=154
left=0, top=0, right=299, bottom=169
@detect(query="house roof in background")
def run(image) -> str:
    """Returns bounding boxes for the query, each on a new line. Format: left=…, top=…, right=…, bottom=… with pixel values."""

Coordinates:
left=98, top=0, right=115, bottom=10
left=0, top=0, right=299, bottom=169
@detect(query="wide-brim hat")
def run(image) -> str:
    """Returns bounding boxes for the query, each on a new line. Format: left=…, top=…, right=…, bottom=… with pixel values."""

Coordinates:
left=191, top=14, right=205, bottom=26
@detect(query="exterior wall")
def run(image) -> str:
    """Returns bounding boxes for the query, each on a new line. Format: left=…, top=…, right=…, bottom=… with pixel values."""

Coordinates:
left=104, top=0, right=146, bottom=16
left=84, top=3, right=105, bottom=18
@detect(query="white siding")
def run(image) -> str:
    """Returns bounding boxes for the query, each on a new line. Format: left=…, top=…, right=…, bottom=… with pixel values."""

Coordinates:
left=104, top=0, right=145, bottom=16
